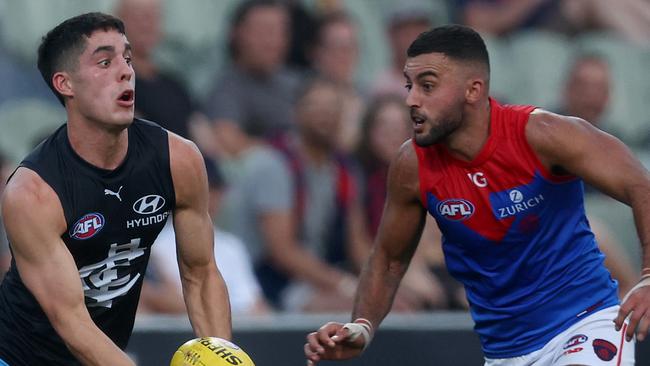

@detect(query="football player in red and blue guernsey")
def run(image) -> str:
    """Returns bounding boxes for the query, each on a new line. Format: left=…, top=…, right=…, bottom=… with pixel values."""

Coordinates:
left=305, top=24, right=650, bottom=365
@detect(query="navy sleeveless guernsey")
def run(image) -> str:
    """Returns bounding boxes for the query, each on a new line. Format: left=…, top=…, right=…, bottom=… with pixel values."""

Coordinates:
left=0, top=119, right=175, bottom=365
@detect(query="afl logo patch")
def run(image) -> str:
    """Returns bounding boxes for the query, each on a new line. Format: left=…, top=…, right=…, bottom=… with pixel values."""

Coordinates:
left=437, top=199, right=475, bottom=221
left=563, top=334, right=588, bottom=349
left=133, top=195, right=166, bottom=215
left=70, top=213, right=105, bottom=240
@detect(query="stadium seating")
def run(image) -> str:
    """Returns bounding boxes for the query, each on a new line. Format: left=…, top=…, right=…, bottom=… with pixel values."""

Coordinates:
left=576, top=33, right=650, bottom=146
left=0, top=98, right=65, bottom=165
left=507, top=30, right=574, bottom=109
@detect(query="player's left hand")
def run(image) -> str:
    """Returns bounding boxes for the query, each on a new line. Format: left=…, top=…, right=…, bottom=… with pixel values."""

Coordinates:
left=304, top=321, right=367, bottom=365
left=614, top=276, right=650, bottom=342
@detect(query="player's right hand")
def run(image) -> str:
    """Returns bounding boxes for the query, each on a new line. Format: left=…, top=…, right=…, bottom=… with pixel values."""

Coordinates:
left=615, top=277, right=650, bottom=342
left=304, top=322, right=366, bottom=365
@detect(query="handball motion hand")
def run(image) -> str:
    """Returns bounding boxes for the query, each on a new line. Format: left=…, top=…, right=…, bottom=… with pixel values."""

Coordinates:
left=615, top=276, right=650, bottom=342
left=304, top=322, right=367, bottom=365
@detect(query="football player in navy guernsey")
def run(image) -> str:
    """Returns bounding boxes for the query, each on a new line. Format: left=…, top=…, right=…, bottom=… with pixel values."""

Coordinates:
left=0, top=12, right=231, bottom=366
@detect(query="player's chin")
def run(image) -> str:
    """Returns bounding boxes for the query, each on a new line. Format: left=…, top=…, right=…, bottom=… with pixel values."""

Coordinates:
left=102, top=115, right=133, bottom=132
left=413, top=132, right=437, bottom=147
left=112, top=110, right=135, bottom=125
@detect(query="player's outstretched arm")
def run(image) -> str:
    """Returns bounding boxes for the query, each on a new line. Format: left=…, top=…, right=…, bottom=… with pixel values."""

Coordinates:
left=526, top=109, right=650, bottom=342
left=1, top=169, right=135, bottom=366
left=169, top=134, right=232, bottom=340
left=305, top=142, right=427, bottom=365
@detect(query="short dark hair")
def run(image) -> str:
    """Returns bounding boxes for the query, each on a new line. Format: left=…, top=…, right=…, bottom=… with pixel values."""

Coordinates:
left=37, top=12, right=126, bottom=105
left=407, top=24, right=489, bottom=72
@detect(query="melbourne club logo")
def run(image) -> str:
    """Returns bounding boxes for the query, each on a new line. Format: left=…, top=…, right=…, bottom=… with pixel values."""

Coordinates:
left=592, top=339, right=617, bottom=361
left=132, top=194, right=166, bottom=215
left=437, top=199, right=475, bottom=221
left=70, top=213, right=105, bottom=240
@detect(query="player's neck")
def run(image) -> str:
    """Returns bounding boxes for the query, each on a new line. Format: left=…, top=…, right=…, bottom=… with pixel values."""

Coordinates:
left=444, top=100, right=491, bottom=162
left=66, top=117, right=129, bottom=171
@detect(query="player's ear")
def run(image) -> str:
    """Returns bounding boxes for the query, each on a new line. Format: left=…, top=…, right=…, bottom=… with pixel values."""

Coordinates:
left=52, top=71, right=74, bottom=99
left=465, top=77, right=485, bottom=104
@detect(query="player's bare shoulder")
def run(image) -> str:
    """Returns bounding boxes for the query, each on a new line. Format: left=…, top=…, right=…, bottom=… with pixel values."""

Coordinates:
left=387, top=140, right=421, bottom=203
left=526, top=109, right=596, bottom=149
left=168, top=132, right=203, bottom=171
left=526, top=108, right=609, bottom=172
left=167, top=132, right=209, bottom=208
left=1, top=168, right=66, bottom=234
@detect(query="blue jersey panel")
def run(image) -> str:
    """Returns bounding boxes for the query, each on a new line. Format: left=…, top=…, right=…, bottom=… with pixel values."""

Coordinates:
left=429, top=174, right=618, bottom=357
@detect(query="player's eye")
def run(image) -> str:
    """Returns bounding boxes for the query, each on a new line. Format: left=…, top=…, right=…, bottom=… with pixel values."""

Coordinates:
left=99, top=59, right=110, bottom=67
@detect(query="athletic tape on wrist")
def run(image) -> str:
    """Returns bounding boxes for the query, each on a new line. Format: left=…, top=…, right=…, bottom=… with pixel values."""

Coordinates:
left=342, top=318, right=374, bottom=351
left=622, top=274, right=650, bottom=303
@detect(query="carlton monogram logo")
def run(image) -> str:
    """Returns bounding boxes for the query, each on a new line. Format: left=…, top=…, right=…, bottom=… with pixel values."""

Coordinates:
left=79, top=238, right=145, bottom=308
left=133, top=194, right=165, bottom=215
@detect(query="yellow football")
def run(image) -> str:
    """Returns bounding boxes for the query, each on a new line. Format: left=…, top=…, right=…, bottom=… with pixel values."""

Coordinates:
left=170, top=337, right=255, bottom=366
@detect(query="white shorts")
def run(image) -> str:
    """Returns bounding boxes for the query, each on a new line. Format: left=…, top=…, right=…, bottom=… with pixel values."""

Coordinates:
left=484, top=305, right=635, bottom=366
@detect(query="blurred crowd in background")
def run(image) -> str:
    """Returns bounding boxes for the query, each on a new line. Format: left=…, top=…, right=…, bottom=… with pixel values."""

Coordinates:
left=0, top=0, right=649, bottom=316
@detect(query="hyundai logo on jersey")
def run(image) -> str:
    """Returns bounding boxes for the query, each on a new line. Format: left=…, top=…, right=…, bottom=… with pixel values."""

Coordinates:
left=437, top=199, right=475, bottom=221
left=133, top=194, right=166, bottom=215
left=70, top=213, right=105, bottom=240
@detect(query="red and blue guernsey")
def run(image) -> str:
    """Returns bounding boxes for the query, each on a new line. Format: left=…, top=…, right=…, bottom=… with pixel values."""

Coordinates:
left=414, top=98, right=618, bottom=358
